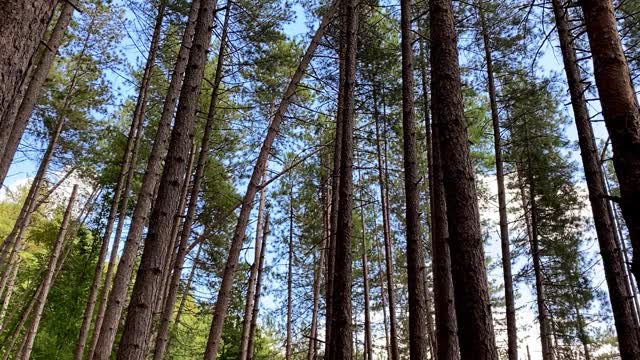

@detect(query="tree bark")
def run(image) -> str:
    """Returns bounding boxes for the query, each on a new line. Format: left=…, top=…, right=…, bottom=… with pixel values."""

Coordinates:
left=477, top=3, right=518, bottom=359
left=580, top=0, right=640, bottom=286
left=550, top=0, right=640, bottom=358
left=113, top=1, right=217, bottom=358
left=429, top=0, right=498, bottom=358
left=0, top=0, right=56, bottom=165
left=0, top=1, right=74, bottom=188
left=307, top=190, right=326, bottom=360
left=328, top=0, right=357, bottom=357
left=89, top=1, right=200, bottom=357
left=151, top=6, right=230, bottom=359
left=372, top=84, right=400, bottom=360
left=358, top=197, right=373, bottom=360
left=399, top=0, right=429, bottom=357
left=20, top=184, right=78, bottom=360
left=201, top=6, right=337, bottom=358
left=247, top=213, right=269, bottom=360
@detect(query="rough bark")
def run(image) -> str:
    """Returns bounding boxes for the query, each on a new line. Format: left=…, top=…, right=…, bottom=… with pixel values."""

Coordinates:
left=429, top=0, right=498, bottom=358
left=113, top=1, right=217, bottom=358
left=429, top=75, right=460, bottom=360
left=477, top=3, right=518, bottom=359
left=151, top=6, right=230, bottom=359
left=0, top=0, right=56, bottom=166
left=358, top=199, right=373, bottom=360
left=399, top=0, right=429, bottom=357
left=20, top=184, right=78, bottom=360
left=307, top=191, right=326, bottom=360
left=90, top=1, right=200, bottom=357
left=0, top=1, right=74, bottom=188
left=580, top=0, right=640, bottom=286
left=550, top=0, right=640, bottom=357
left=247, top=213, right=269, bottom=360
left=201, top=6, right=337, bottom=358
left=372, top=84, right=400, bottom=360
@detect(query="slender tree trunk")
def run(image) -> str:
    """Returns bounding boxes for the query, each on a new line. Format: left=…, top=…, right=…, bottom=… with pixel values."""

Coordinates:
left=90, top=1, right=201, bottom=357
left=372, top=84, right=400, bottom=360
left=0, top=1, right=74, bottom=187
left=20, top=184, right=78, bottom=360
left=308, top=197, right=326, bottom=360
left=247, top=213, right=269, bottom=360
left=358, top=198, right=373, bottom=360
left=0, top=258, right=20, bottom=332
left=0, top=0, right=56, bottom=164
left=0, top=106, right=68, bottom=295
left=151, top=6, right=230, bottom=359
left=580, top=0, right=640, bottom=286
left=172, top=242, right=202, bottom=335
left=418, top=35, right=438, bottom=360
left=429, top=0, right=498, bottom=358
left=477, top=3, right=518, bottom=359
left=374, top=225, right=391, bottom=360
left=550, top=0, right=640, bottom=357
left=239, top=164, right=268, bottom=360
left=400, top=0, right=429, bottom=357
left=286, top=186, right=294, bottom=360
left=114, top=1, right=217, bottom=358
left=328, top=0, right=357, bottom=357
left=202, top=6, right=337, bottom=358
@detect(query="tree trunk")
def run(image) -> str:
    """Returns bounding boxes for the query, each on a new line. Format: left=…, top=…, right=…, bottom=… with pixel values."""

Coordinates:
left=201, top=6, right=337, bottom=358
left=151, top=6, right=230, bottom=359
left=372, top=84, right=400, bottom=360
left=89, top=1, right=201, bottom=357
left=0, top=0, right=56, bottom=164
left=550, top=0, right=640, bottom=358
left=172, top=242, right=202, bottom=335
left=373, top=225, right=391, bottom=360
left=400, top=0, right=429, bottom=357
left=247, top=213, right=269, bottom=360
left=580, top=0, right=640, bottom=286
left=477, top=3, right=518, bottom=359
left=0, top=258, right=20, bottom=332
left=113, top=1, right=217, bottom=358
left=429, top=0, right=498, bottom=358
left=418, top=35, right=438, bottom=360
left=308, top=189, right=326, bottom=360
left=358, top=198, right=373, bottom=360
left=326, top=5, right=347, bottom=354
left=0, top=1, right=73, bottom=188
left=286, top=186, right=294, bottom=360
left=20, top=184, right=78, bottom=360
left=328, top=0, right=357, bottom=357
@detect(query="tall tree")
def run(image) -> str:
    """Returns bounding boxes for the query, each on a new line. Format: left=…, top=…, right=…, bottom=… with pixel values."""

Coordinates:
left=580, top=0, right=640, bottom=285
left=113, top=0, right=219, bottom=357
left=201, top=5, right=337, bottom=357
left=399, top=0, right=429, bottom=357
left=550, top=0, right=640, bottom=358
left=0, top=0, right=57, bottom=168
left=89, top=1, right=201, bottom=357
left=429, top=0, right=498, bottom=358
left=476, top=2, right=518, bottom=358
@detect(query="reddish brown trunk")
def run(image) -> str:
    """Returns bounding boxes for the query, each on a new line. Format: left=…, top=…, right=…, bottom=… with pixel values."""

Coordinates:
left=580, top=0, right=640, bottom=287
left=201, top=6, right=337, bottom=358
left=90, top=1, right=201, bottom=357
left=477, top=3, right=518, bottom=359
left=429, top=0, right=498, bottom=358
left=551, top=0, right=640, bottom=357
left=308, top=191, right=326, bottom=360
